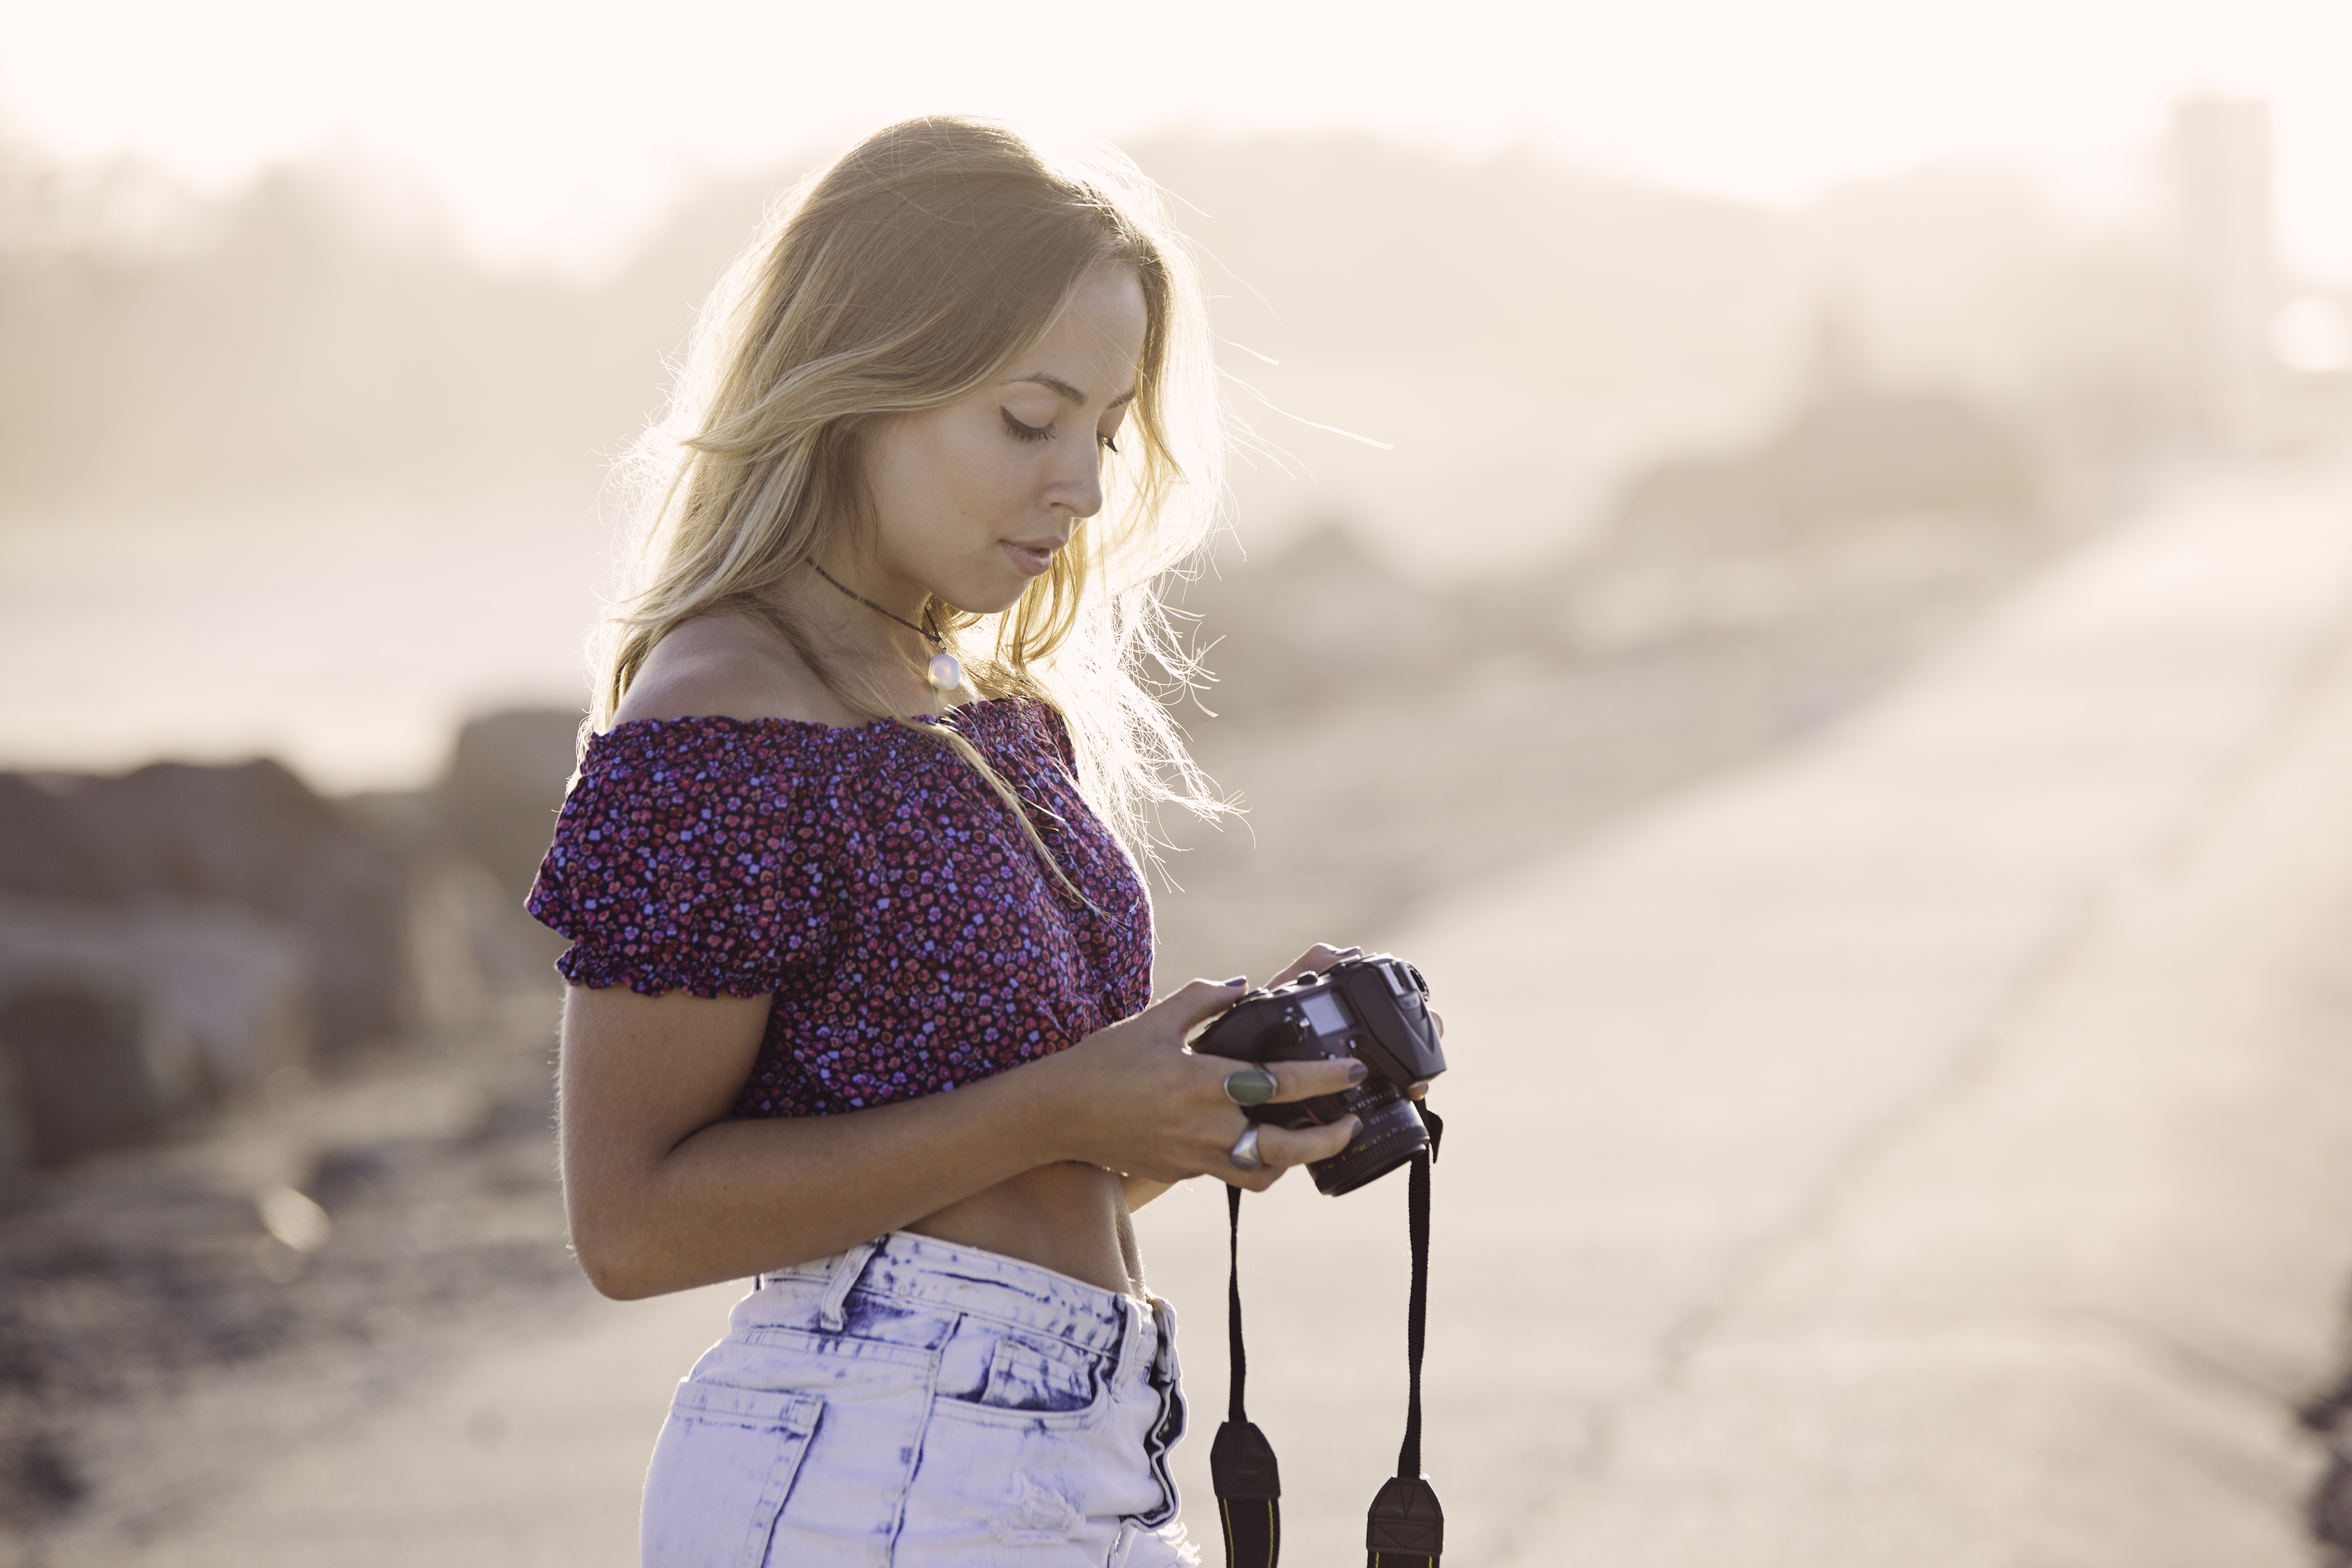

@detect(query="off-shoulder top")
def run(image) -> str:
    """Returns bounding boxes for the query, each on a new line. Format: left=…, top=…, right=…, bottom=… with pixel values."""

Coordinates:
left=525, top=699, right=1153, bottom=1119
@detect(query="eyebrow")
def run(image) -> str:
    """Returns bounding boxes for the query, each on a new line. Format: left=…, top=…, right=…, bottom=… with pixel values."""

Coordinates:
left=1008, top=374, right=1138, bottom=410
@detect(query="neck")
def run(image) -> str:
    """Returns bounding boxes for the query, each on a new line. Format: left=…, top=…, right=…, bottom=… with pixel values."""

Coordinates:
left=811, top=543, right=929, bottom=622
left=810, top=561, right=938, bottom=647
left=762, top=561, right=952, bottom=713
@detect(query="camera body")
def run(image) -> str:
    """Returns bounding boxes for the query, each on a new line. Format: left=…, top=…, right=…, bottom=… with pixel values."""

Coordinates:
left=1192, top=953, right=1447, bottom=1196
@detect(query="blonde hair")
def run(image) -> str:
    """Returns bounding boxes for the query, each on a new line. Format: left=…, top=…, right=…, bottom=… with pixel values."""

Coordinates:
left=597, top=117, right=1227, bottom=869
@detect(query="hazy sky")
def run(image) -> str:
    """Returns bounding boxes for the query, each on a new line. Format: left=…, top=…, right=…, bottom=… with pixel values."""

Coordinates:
left=6, top=0, right=2351, bottom=274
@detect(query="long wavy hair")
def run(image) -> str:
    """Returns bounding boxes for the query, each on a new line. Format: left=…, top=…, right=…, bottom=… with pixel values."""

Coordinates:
left=596, top=116, right=1227, bottom=869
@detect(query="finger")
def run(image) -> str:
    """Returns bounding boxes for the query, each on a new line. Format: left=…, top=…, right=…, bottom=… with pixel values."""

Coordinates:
left=1258, top=1054, right=1368, bottom=1103
left=1216, top=1063, right=1280, bottom=1106
left=1405, top=1080, right=1432, bottom=1100
left=1154, top=976, right=1251, bottom=1034
left=1267, top=942, right=1363, bottom=990
left=1432, top=1009, right=1446, bottom=1039
left=1253, top=1116, right=1359, bottom=1170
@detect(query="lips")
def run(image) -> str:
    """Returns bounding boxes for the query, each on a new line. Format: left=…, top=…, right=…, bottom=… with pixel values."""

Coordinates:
left=1002, top=539, right=1062, bottom=577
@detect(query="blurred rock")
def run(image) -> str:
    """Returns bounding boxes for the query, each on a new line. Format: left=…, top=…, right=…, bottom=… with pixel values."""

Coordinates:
left=0, top=1031, right=29, bottom=1193
left=438, top=710, right=581, bottom=904
left=0, top=758, right=418, bottom=1060
left=0, top=1430, right=85, bottom=1532
left=1607, top=388, right=2035, bottom=550
left=0, top=895, right=303, bottom=1097
left=0, top=726, right=572, bottom=1217
left=1173, top=525, right=1448, bottom=720
left=0, top=984, right=173, bottom=1167
left=0, top=776, right=95, bottom=895
left=2302, top=1375, right=2352, bottom=1561
left=1555, top=332, right=2048, bottom=650
left=1175, top=326, right=2051, bottom=722
left=399, top=850, right=560, bottom=1009
left=344, top=707, right=579, bottom=997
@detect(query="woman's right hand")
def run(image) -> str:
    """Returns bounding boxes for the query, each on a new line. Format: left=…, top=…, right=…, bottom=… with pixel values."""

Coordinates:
left=1037, top=978, right=1363, bottom=1192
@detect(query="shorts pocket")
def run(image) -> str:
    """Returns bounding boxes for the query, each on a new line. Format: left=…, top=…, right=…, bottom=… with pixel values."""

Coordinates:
left=982, top=1335, right=1100, bottom=1414
left=641, top=1382, right=824, bottom=1568
left=934, top=1320, right=1111, bottom=1427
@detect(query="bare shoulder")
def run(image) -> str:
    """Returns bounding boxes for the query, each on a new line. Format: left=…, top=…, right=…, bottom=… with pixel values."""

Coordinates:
left=612, top=614, right=859, bottom=728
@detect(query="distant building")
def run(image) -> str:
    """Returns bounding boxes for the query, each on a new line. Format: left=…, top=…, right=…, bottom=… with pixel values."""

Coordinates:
left=2169, top=96, right=2278, bottom=441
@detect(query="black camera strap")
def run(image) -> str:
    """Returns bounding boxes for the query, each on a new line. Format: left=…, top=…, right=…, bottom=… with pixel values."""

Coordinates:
left=1366, top=1105, right=1444, bottom=1567
left=1211, top=1181, right=1283, bottom=1568
left=1210, top=1104, right=1446, bottom=1568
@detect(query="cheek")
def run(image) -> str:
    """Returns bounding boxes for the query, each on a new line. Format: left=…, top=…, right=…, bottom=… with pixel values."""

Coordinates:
left=870, top=412, right=1038, bottom=553
left=873, top=423, right=975, bottom=528
left=932, top=430, right=1034, bottom=523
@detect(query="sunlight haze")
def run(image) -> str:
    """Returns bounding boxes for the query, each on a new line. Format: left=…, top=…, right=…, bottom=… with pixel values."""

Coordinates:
left=6, top=0, right=2351, bottom=274
left=5, top=0, right=2349, bottom=788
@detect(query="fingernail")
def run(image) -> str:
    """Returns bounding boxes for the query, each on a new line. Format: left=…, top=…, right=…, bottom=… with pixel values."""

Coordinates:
left=1345, top=1060, right=1369, bottom=1083
left=1222, top=976, right=1247, bottom=988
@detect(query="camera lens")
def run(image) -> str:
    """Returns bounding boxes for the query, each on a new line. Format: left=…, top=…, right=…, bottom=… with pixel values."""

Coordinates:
left=1305, top=1079, right=1430, bottom=1196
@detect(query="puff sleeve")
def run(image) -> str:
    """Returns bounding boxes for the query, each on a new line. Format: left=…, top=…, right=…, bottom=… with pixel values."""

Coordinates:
left=526, top=720, right=837, bottom=997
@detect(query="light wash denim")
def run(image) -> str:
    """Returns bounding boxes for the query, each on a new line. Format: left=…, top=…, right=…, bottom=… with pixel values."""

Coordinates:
left=641, top=1231, right=1197, bottom=1567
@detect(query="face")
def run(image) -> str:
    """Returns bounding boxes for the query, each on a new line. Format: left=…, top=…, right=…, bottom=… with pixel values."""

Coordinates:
left=850, top=265, right=1148, bottom=617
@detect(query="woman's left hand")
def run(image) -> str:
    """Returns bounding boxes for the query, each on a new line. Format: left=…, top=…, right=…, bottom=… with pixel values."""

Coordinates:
left=1264, top=940, right=1355, bottom=989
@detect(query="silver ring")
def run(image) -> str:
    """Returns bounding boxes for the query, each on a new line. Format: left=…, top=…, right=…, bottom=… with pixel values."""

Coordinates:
left=1222, top=1067, right=1277, bottom=1107
left=1227, top=1125, right=1265, bottom=1172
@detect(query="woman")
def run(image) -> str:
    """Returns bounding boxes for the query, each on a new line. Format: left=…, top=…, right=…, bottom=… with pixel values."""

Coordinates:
left=528, top=118, right=1370, bottom=1566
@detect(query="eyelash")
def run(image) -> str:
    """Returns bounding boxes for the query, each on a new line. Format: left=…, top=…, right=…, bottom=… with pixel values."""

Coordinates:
left=1000, top=407, right=1120, bottom=454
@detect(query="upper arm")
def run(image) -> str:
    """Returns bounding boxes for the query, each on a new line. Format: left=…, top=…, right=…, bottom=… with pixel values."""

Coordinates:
left=1122, top=1176, right=1175, bottom=1211
left=559, top=984, right=773, bottom=1221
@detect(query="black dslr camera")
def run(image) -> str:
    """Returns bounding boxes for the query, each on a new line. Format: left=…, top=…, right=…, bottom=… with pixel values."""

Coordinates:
left=1193, top=953, right=1447, bottom=1196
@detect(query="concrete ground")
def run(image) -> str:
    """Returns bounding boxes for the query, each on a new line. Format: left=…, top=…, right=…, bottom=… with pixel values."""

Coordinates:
left=62, top=456, right=2352, bottom=1565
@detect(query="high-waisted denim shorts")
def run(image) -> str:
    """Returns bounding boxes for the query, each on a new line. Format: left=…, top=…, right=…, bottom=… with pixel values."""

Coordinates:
left=641, top=1231, right=1196, bottom=1567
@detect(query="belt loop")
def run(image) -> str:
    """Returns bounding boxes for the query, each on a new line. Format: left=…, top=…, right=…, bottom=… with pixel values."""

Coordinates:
left=1149, top=1296, right=1177, bottom=1382
left=1120, top=1294, right=1150, bottom=1385
left=817, top=1238, right=882, bottom=1333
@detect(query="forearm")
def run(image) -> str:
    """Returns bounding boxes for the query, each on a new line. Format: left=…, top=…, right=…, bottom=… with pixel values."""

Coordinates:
left=567, top=1059, right=1071, bottom=1299
left=557, top=971, right=1355, bottom=1301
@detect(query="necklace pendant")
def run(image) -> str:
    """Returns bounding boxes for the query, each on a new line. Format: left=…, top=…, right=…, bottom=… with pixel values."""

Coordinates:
left=927, top=650, right=964, bottom=693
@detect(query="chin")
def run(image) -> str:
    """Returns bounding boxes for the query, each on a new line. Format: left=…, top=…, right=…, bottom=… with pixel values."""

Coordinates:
left=945, top=577, right=1035, bottom=619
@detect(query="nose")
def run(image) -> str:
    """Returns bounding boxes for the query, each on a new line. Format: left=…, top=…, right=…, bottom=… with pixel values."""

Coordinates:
left=1043, top=439, right=1105, bottom=521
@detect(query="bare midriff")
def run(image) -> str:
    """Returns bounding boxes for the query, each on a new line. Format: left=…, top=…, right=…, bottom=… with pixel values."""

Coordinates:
left=905, top=1161, right=1140, bottom=1296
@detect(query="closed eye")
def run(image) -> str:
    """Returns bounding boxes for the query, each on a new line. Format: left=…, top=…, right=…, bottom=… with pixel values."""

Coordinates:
left=1001, top=407, right=1053, bottom=443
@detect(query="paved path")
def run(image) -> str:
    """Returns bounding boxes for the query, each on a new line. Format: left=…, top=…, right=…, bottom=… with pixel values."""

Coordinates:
left=1141, top=456, right=2352, bottom=1566
left=66, top=458, right=2352, bottom=1565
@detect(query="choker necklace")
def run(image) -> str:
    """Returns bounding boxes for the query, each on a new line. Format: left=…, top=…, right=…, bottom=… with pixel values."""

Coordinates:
left=808, top=562, right=964, bottom=695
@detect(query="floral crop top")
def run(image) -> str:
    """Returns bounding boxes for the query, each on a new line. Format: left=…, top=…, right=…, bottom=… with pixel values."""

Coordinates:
left=526, top=700, right=1153, bottom=1119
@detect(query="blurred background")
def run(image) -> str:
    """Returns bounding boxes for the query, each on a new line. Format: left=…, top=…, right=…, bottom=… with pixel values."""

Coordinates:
left=5, top=1, right=2352, bottom=1561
